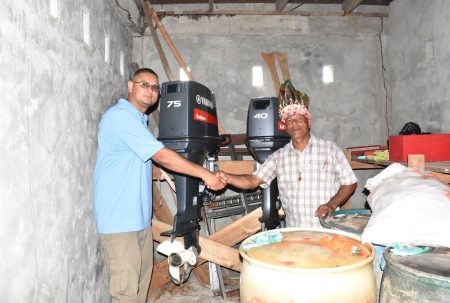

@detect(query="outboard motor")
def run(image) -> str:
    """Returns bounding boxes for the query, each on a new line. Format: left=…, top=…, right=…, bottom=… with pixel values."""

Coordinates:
left=157, top=80, right=220, bottom=284
left=246, top=97, right=290, bottom=230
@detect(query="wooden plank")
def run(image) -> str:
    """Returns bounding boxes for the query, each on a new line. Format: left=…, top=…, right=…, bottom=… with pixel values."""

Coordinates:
left=342, top=0, right=364, bottom=15
left=276, top=0, right=289, bottom=12
left=350, top=160, right=384, bottom=170
left=193, top=265, right=210, bottom=285
left=346, top=150, right=450, bottom=183
left=345, top=150, right=383, bottom=170
left=150, top=207, right=263, bottom=289
left=146, top=14, right=175, bottom=81
left=143, top=1, right=228, bottom=135
left=155, top=9, right=388, bottom=17
left=217, top=160, right=255, bottom=174
left=207, top=207, right=263, bottom=244
left=276, top=51, right=291, bottom=81
left=142, top=1, right=193, bottom=81
left=152, top=184, right=174, bottom=225
left=430, top=172, right=450, bottom=184
left=408, top=154, right=425, bottom=171
left=152, top=220, right=242, bottom=271
left=261, top=52, right=281, bottom=94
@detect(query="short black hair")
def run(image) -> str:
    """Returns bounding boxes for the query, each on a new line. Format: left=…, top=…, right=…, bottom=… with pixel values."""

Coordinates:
left=133, top=68, right=158, bottom=79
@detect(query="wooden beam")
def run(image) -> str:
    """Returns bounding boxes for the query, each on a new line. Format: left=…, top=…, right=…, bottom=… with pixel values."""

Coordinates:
left=156, top=9, right=388, bottom=17
left=151, top=0, right=392, bottom=4
left=152, top=220, right=242, bottom=271
left=146, top=15, right=175, bottom=81
left=217, top=160, right=255, bottom=174
left=430, top=172, right=450, bottom=184
left=261, top=52, right=281, bottom=94
left=345, top=150, right=383, bottom=170
left=142, top=0, right=193, bottom=81
left=152, top=184, right=174, bottom=225
left=276, top=0, right=289, bottom=12
left=276, top=51, right=291, bottom=81
left=342, top=0, right=364, bottom=15
left=150, top=207, right=264, bottom=289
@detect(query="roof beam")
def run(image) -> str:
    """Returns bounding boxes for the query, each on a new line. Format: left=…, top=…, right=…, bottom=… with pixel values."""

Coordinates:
left=276, top=0, right=289, bottom=12
left=156, top=9, right=388, bottom=17
left=342, top=0, right=364, bottom=15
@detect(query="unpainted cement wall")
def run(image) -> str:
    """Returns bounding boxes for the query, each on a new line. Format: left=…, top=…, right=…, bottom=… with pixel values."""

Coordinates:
left=386, top=0, right=450, bottom=134
left=0, top=1, right=132, bottom=302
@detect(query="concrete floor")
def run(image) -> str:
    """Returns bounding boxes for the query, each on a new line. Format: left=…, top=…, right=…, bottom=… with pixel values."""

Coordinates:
left=149, top=274, right=240, bottom=303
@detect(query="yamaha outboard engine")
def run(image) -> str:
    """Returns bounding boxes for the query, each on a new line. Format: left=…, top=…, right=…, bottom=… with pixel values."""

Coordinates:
left=246, top=97, right=290, bottom=230
left=157, top=80, right=220, bottom=284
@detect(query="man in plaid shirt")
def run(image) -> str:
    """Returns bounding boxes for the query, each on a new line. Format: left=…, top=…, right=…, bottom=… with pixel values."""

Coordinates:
left=220, top=104, right=357, bottom=228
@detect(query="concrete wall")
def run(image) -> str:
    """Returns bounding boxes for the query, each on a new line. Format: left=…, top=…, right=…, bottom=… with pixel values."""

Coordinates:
left=386, top=0, right=450, bottom=134
left=133, top=11, right=389, bottom=207
left=0, top=0, right=132, bottom=302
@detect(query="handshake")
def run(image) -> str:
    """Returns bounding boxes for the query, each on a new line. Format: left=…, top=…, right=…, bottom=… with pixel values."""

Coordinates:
left=203, top=170, right=229, bottom=191
left=203, top=170, right=261, bottom=192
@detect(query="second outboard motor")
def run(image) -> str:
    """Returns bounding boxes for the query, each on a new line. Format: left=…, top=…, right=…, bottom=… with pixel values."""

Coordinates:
left=157, top=80, right=220, bottom=284
left=246, top=97, right=290, bottom=230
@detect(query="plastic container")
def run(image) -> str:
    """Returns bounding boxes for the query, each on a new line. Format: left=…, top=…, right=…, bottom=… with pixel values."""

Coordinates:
left=239, top=228, right=376, bottom=303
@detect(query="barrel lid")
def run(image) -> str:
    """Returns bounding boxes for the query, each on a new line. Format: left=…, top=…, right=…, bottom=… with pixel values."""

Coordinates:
left=386, top=247, right=450, bottom=278
left=320, top=209, right=371, bottom=235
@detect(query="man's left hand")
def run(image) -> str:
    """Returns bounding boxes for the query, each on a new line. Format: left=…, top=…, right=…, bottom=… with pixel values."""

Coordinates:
left=315, top=203, right=336, bottom=219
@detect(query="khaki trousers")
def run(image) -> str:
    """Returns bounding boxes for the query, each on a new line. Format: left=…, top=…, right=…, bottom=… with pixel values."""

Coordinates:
left=100, top=227, right=153, bottom=303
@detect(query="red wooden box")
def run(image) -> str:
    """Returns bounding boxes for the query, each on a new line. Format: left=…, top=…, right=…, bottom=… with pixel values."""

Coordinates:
left=388, top=134, right=450, bottom=162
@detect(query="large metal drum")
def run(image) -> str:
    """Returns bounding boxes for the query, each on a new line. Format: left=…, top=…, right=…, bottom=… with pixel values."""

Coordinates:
left=239, top=228, right=376, bottom=303
left=380, top=247, right=450, bottom=303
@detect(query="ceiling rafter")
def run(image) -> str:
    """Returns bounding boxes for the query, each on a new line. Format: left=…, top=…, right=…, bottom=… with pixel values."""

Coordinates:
left=136, top=0, right=392, bottom=18
left=342, top=0, right=364, bottom=15
left=149, top=0, right=393, bottom=5
left=155, top=9, right=387, bottom=17
left=276, top=0, right=290, bottom=12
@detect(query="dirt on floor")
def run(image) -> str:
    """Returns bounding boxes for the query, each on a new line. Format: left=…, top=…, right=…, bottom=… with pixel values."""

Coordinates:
left=148, top=271, right=240, bottom=303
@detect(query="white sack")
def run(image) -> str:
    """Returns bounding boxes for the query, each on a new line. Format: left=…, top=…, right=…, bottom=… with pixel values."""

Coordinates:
left=361, top=165, right=450, bottom=247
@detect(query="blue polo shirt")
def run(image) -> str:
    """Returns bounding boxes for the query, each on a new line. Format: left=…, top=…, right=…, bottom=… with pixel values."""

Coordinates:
left=94, top=99, right=164, bottom=234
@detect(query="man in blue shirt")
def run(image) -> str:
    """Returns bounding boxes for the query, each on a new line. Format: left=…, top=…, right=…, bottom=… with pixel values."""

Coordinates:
left=94, top=68, right=225, bottom=303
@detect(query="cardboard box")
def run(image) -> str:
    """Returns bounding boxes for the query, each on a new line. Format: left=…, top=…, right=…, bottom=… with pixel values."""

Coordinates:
left=388, top=134, right=450, bottom=162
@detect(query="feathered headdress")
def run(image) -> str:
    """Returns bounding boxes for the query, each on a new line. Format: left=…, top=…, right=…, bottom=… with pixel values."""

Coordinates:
left=278, top=80, right=311, bottom=123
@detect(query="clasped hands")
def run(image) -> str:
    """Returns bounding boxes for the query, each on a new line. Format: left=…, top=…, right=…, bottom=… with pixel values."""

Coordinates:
left=202, top=170, right=228, bottom=191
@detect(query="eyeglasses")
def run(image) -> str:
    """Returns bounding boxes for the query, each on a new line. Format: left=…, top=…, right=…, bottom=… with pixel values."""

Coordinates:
left=131, top=81, right=160, bottom=92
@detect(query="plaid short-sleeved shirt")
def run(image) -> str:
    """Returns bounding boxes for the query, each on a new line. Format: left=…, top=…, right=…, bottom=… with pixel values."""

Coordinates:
left=254, top=135, right=357, bottom=228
